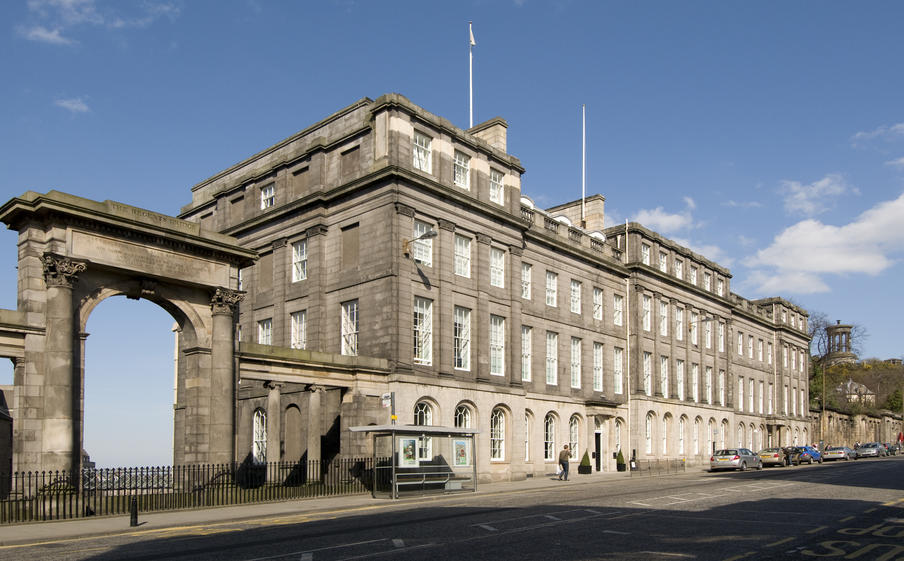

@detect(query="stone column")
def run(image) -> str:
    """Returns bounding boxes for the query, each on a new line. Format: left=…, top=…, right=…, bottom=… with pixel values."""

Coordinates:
left=210, top=288, right=243, bottom=464
left=307, top=385, right=324, bottom=478
left=265, top=381, right=282, bottom=467
left=41, top=254, right=86, bottom=474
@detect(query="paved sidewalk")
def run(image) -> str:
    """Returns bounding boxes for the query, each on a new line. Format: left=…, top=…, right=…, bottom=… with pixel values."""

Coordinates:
left=0, top=469, right=644, bottom=546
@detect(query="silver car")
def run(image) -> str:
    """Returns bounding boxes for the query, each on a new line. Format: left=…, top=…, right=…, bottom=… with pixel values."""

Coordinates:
left=855, top=442, right=884, bottom=458
left=710, top=448, right=763, bottom=471
left=823, top=446, right=856, bottom=461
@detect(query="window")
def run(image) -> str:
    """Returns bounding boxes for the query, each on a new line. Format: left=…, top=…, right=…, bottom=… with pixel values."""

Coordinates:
left=693, top=418, right=700, bottom=455
left=545, top=271, right=558, bottom=307
left=524, top=413, right=531, bottom=461
left=738, top=377, right=744, bottom=412
left=643, top=352, right=652, bottom=396
left=453, top=306, right=471, bottom=370
left=454, top=235, right=471, bottom=277
left=783, top=385, right=789, bottom=414
left=570, top=337, right=582, bottom=388
left=659, top=301, right=668, bottom=336
left=490, top=247, right=505, bottom=288
left=758, top=339, right=764, bottom=362
left=546, top=331, right=558, bottom=385
left=453, top=150, right=470, bottom=189
left=613, top=294, right=624, bottom=326
left=260, top=183, right=275, bottom=209
left=290, top=310, right=306, bottom=350
left=412, top=220, right=433, bottom=266
left=747, top=335, right=754, bottom=359
left=717, top=278, right=724, bottom=296
left=413, top=297, right=433, bottom=365
left=719, top=370, right=726, bottom=407
left=414, top=401, right=433, bottom=460
left=759, top=381, right=764, bottom=414
left=767, top=342, right=773, bottom=365
left=237, top=268, right=243, bottom=291
left=674, top=259, right=683, bottom=279
left=690, top=266, right=698, bottom=285
left=661, top=416, right=668, bottom=455
left=705, top=367, right=713, bottom=404
left=676, top=360, right=685, bottom=401
left=791, top=348, right=797, bottom=371
left=489, top=169, right=504, bottom=205
left=660, top=355, right=669, bottom=398
left=645, top=413, right=653, bottom=454
left=782, top=310, right=787, bottom=323
left=413, top=131, right=432, bottom=173
left=692, top=363, right=699, bottom=403
left=252, top=409, right=267, bottom=464
left=521, top=326, right=532, bottom=381
left=705, top=320, right=712, bottom=349
left=490, top=315, right=505, bottom=376
left=690, top=311, right=698, bottom=345
left=292, top=240, right=307, bottom=282
left=341, top=300, right=359, bottom=356
left=718, top=322, right=725, bottom=352
left=570, top=280, right=582, bottom=313
left=593, top=342, right=603, bottom=392
left=676, top=307, right=684, bottom=341
left=768, top=382, right=774, bottom=414
left=783, top=346, right=788, bottom=368
left=737, top=332, right=744, bottom=355
left=544, top=414, right=556, bottom=461
left=614, top=347, right=624, bottom=394
left=704, top=272, right=712, bottom=291
left=800, top=351, right=806, bottom=373
left=679, top=417, right=687, bottom=455
left=659, top=251, right=668, bottom=272
left=641, top=243, right=651, bottom=265
left=569, top=416, right=580, bottom=460
left=642, top=295, right=652, bottom=331
left=258, top=318, right=272, bottom=345
left=454, top=405, right=471, bottom=428
left=521, top=263, right=532, bottom=299
left=592, top=288, right=603, bottom=320
left=490, top=408, right=505, bottom=460
left=615, top=419, right=622, bottom=452
left=749, top=379, right=755, bottom=412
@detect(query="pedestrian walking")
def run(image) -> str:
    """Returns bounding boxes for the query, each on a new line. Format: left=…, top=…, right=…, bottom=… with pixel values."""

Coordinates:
left=558, top=444, right=571, bottom=480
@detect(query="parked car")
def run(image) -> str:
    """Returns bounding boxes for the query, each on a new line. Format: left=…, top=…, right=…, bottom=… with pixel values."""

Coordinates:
left=855, top=442, right=885, bottom=458
left=786, top=445, right=822, bottom=465
left=710, top=448, right=763, bottom=471
left=822, top=446, right=856, bottom=461
left=882, top=443, right=899, bottom=456
left=757, top=447, right=789, bottom=467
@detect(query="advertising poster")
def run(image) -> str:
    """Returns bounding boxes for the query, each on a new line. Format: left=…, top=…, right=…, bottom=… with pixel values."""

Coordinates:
left=398, top=437, right=419, bottom=467
left=453, top=439, right=470, bottom=466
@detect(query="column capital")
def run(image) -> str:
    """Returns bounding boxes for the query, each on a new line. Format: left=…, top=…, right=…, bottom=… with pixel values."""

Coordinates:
left=509, top=245, right=523, bottom=257
left=42, top=253, right=87, bottom=288
left=395, top=202, right=415, bottom=217
left=306, top=224, right=328, bottom=237
left=307, top=383, right=326, bottom=394
left=438, top=219, right=456, bottom=232
left=476, top=233, right=492, bottom=245
left=265, top=380, right=283, bottom=390
left=210, top=287, right=244, bottom=315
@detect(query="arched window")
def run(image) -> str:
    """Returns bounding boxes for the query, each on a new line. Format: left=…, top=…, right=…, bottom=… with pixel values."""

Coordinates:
left=737, top=424, right=744, bottom=448
left=720, top=420, right=727, bottom=449
left=524, top=412, right=532, bottom=462
left=645, top=413, right=654, bottom=454
left=749, top=423, right=756, bottom=450
left=252, top=409, right=267, bottom=464
left=615, top=419, right=622, bottom=453
left=454, top=404, right=471, bottom=428
left=661, top=416, right=669, bottom=455
left=544, top=414, right=556, bottom=460
left=569, top=416, right=580, bottom=460
left=490, top=408, right=505, bottom=460
left=693, top=418, right=700, bottom=455
left=678, top=417, right=686, bottom=455
left=414, top=401, right=433, bottom=460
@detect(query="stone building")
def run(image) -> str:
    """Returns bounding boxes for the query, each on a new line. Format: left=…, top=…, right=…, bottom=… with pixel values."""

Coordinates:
left=177, top=94, right=813, bottom=480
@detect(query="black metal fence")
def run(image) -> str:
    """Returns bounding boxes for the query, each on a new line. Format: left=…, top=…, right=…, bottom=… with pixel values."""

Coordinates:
left=0, top=457, right=374, bottom=524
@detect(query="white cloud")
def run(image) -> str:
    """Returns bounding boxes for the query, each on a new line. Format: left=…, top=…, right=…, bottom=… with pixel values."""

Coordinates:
left=737, top=234, right=756, bottom=247
left=744, top=192, right=904, bottom=294
left=722, top=200, right=763, bottom=209
left=631, top=197, right=697, bottom=234
left=683, top=196, right=696, bottom=210
left=19, top=25, right=74, bottom=45
left=54, top=97, right=89, bottom=113
left=779, top=173, right=856, bottom=217
left=19, top=0, right=179, bottom=46
left=885, top=156, right=904, bottom=168
left=851, top=122, right=904, bottom=148
left=744, top=270, right=831, bottom=295
left=671, top=237, right=732, bottom=268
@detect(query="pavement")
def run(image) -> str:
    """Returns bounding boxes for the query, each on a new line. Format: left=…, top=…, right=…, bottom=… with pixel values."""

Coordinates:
left=0, top=467, right=670, bottom=547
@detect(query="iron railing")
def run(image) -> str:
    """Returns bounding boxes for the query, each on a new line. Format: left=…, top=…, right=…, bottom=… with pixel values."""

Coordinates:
left=0, top=457, right=374, bottom=524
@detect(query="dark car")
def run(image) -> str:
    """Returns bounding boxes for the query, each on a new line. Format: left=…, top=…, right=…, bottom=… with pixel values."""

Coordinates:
left=785, top=445, right=822, bottom=465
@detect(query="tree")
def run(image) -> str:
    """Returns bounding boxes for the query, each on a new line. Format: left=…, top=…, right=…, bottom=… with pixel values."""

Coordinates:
left=885, top=388, right=903, bottom=412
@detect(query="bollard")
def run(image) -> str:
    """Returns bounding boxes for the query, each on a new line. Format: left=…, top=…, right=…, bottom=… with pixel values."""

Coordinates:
left=129, top=496, right=138, bottom=527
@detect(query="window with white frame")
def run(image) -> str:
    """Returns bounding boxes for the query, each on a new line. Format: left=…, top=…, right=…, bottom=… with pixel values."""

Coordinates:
left=758, top=339, right=764, bottom=361
left=783, top=346, right=788, bottom=368
left=719, top=370, right=725, bottom=406
left=718, top=322, right=725, bottom=352
left=454, top=235, right=471, bottom=277
left=593, top=342, right=603, bottom=392
left=791, top=348, right=797, bottom=371
left=690, top=311, right=698, bottom=345
left=613, top=294, right=624, bottom=326
left=692, top=363, right=699, bottom=403
left=260, top=183, right=275, bottom=209
left=768, top=342, right=773, bottom=365
left=661, top=416, right=668, bottom=454
left=642, top=295, right=652, bottom=331
left=747, top=335, right=754, bottom=359
left=292, top=240, right=307, bottom=282
left=258, top=318, right=272, bottom=345
left=570, top=337, right=582, bottom=388
left=705, top=320, right=712, bottom=349
left=641, top=243, right=650, bottom=265
left=237, top=268, right=244, bottom=291
left=252, top=409, right=267, bottom=464
left=645, top=413, right=653, bottom=454
left=748, top=378, right=755, bottom=412
left=290, top=310, right=306, bottom=350
left=490, top=315, right=505, bottom=376
left=782, top=310, right=787, bottom=323
left=412, top=131, right=432, bottom=173
left=592, top=288, right=603, bottom=320
left=704, top=272, right=712, bottom=291
left=659, top=251, right=668, bottom=272
left=705, top=366, right=713, bottom=404
left=679, top=417, right=687, bottom=455
left=675, top=259, right=683, bottom=279
left=759, top=381, right=764, bottom=414
left=521, top=263, right=532, bottom=299
left=453, top=306, right=471, bottom=370
left=546, top=331, right=558, bottom=385
left=800, top=350, right=805, bottom=373
left=453, top=150, right=470, bottom=189
left=614, top=347, right=624, bottom=394
left=676, top=359, right=685, bottom=401
left=800, top=389, right=806, bottom=416
left=614, top=419, right=622, bottom=452
left=690, top=266, right=698, bottom=285
left=660, top=355, right=669, bottom=398
left=521, top=325, right=532, bottom=381
left=454, top=405, right=471, bottom=428
left=414, top=401, right=433, bottom=460
left=738, top=377, right=744, bottom=412
left=659, top=301, right=668, bottom=336
left=546, top=271, right=557, bottom=307
left=676, top=307, right=684, bottom=341
left=693, top=418, right=700, bottom=455
left=490, top=247, right=505, bottom=288
left=544, top=414, right=556, bottom=460
left=413, top=297, right=433, bottom=365
left=643, top=352, right=652, bottom=396
left=717, top=278, right=724, bottom=296
left=569, top=416, right=580, bottom=460
left=524, top=413, right=531, bottom=462
left=341, top=300, right=359, bottom=356
left=783, top=385, right=788, bottom=414
left=412, top=220, right=433, bottom=266
left=768, top=382, right=774, bottom=414
left=490, top=408, right=505, bottom=460
left=489, top=169, right=504, bottom=205
left=737, top=332, right=744, bottom=355
left=569, top=280, right=582, bottom=314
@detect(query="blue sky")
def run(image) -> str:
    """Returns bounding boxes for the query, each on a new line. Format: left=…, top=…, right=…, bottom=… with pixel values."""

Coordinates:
left=2, top=1, right=903, bottom=466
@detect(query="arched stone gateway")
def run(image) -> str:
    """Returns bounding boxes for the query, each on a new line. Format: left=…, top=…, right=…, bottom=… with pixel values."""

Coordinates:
left=0, top=191, right=256, bottom=473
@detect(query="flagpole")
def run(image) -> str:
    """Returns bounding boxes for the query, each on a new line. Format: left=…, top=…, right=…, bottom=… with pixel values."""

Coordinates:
left=469, top=21, right=474, bottom=128
left=582, top=104, right=586, bottom=227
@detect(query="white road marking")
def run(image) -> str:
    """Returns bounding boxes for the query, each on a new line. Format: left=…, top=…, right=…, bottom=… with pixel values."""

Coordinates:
left=392, top=539, right=405, bottom=548
left=477, top=524, right=497, bottom=531
left=299, top=553, right=312, bottom=561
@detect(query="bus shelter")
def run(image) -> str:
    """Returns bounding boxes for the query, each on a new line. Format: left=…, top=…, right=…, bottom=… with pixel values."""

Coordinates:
left=349, top=425, right=478, bottom=499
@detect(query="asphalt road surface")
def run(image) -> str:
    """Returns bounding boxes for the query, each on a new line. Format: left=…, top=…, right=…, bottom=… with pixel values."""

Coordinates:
left=4, top=456, right=903, bottom=561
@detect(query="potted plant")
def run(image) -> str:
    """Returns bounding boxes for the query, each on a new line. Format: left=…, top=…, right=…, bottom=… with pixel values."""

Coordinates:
left=616, top=449, right=627, bottom=472
left=578, top=450, right=592, bottom=474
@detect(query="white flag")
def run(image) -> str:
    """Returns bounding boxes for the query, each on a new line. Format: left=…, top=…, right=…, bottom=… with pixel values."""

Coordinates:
left=469, top=22, right=476, bottom=46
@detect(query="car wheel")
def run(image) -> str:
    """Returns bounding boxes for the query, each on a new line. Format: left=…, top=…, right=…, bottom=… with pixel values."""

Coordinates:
left=757, top=461, right=763, bottom=471
left=739, top=461, right=747, bottom=472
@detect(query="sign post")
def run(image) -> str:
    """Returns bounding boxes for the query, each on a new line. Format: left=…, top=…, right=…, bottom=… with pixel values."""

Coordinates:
left=382, top=392, right=396, bottom=425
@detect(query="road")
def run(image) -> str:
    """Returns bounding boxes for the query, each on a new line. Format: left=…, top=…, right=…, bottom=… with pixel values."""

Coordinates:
left=3, top=456, right=903, bottom=561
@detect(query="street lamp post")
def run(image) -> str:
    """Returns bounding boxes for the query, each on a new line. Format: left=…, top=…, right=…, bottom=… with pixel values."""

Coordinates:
left=402, top=229, right=438, bottom=256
